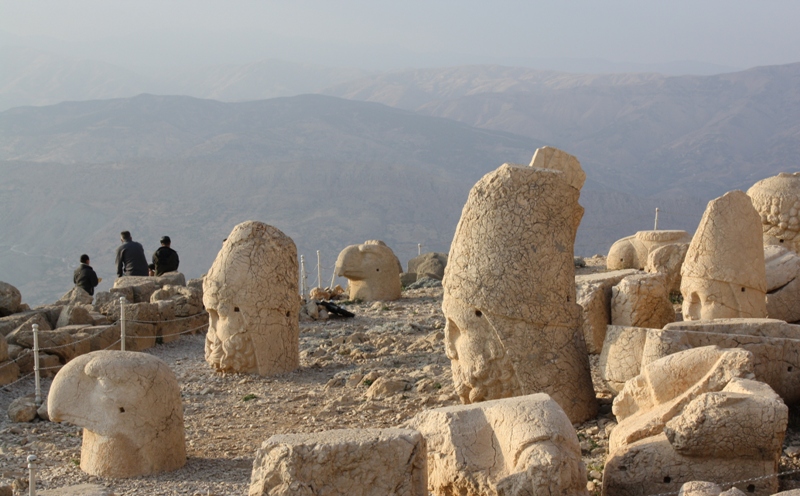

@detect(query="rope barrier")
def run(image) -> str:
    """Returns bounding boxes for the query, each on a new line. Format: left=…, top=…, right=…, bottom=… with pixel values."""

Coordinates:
left=125, top=312, right=208, bottom=324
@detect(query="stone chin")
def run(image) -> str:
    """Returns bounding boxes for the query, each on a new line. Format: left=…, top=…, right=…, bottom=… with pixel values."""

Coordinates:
left=442, top=293, right=520, bottom=403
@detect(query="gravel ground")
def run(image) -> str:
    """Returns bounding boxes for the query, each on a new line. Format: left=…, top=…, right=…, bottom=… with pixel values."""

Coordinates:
left=2, top=263, right=800, bottom=495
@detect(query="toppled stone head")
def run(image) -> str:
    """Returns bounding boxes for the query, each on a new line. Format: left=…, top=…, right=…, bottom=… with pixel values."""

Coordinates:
left=747, top=172, right=800, bottom=253
left=681, top=191, right=766, bottom=321
left=442, top=147, right=597, bottom=423
left=335, top=240, right=402, bottom=301
left=47, top=351, right=185, bottom=478
left=203, top=221, right=299, bottom=375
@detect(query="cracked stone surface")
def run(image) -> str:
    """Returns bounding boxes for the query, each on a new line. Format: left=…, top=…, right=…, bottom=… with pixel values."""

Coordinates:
left=47, top=350, right=186, bottom=478
left=204, top=221, right=299, bottom=376
left=748, top=172, right=800, bottom=255
left=408, top=394, right=588, bottom=496
left=604, top=346, right=786, bottom=496
left=335, top=240, right=403, bottom=302
left=681, top=190, right=767, bottom=321
left=249, top=428, right=426, bottom=496
left=611, top=273, right=675, bottom=330
left=576, top=270, right=639, bottom=354
left=599, top=325, right=650, bottom=394
left=442, top=149, right=596, bottom=423
left=765, top=245, right=800, bottom=323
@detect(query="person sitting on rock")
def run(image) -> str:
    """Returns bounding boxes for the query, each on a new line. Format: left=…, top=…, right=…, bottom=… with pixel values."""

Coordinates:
left=74, top=254, right=101, bottom=295
left=115, top=230, right=149, bottom=277
left=152, top=235, right=180, bottom=276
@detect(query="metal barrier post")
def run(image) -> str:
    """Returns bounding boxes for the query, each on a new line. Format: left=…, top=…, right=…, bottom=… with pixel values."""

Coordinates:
left=300, top=255, right=307, bottom=300
left=316, top=250, right=322, bottom=289
left=32, top=324, right=41, bottom=407
left=27, top=454, right=37, bottom=496
left=119, top=297, right=126, bottom=352
left=418, top=243, right=422, bottom=256
left=654, top=207, right=660, bottom=230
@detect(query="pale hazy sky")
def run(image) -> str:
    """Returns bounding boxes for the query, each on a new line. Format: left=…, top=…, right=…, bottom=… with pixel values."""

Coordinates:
left=2, top=0, right=799, bottom=71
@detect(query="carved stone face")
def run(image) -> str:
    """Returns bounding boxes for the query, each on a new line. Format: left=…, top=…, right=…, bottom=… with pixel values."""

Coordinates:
left=681, top=277, right=763, bottom=321
left=203, top=221, right=299, bottom=376
left=442, top=294, right=520, bottom=403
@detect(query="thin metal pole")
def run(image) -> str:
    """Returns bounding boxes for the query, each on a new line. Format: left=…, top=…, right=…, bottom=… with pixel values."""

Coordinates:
left=654, top=208, right=660, bottom=230
left=329, top=267, right=336, bottom=290
left=32, top=325, right=41, bottom=408
left=119, top=297, right=126, bottom=352
left=300, top=255, right=307, bottom=300
left=418, top=243, right=422, bottom=256
left=27, top=454, right=37, bottom=496
left=316, top=250, right=322, bottom=289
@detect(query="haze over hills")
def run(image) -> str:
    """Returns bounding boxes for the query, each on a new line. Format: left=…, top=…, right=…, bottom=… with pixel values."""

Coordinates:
left=0, top=94, right=557, bottom=304
left=323, top=63, right=800, bottom=198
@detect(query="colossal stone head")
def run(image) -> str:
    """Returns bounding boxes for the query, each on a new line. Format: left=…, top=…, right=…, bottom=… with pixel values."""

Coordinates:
left=681, top=191, right=766, bottom=321
left=47, top=351, right=185, bottom=478
left=335, top=240, right=402, bottom=301
left=607, top=230, right=692, bottom=271
left=203, top=221, right=299, bottom=375
left=747, top=172, right=800, bottom=253
left=442, top=147, right=597, bottom=423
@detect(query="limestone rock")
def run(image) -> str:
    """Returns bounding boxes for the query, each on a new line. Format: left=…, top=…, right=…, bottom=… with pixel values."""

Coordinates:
left=0, top=359, right=19, bottom=385
left=0, top=281, right=22, bottom=317
left=681, top=190, right=766, bottom=320
left=153, top=271, right=186, bottom=287
left=576, top=269, right=638, bottom=354
left=645, top=319, right=800, bottom=404
left=56, top=304, right=94, bottom=328
left=529, top=145, right=586, bottom=190
left=335, top=240, right=402, bottom=301
left=645, top=242, right=690, bottom=294
left=407, top=252, right=448, bottom=281
left=55, top=286, right=94, bottom=306
left=408, top=394, right=588, bottom=496
left=0, top=331, right=7, bottom=361
left=151, top=284, right=202, bottom=317
left=113, top=276, right=158, bottom=303
left=442, top=150, right=596, bottom=423
left=48, top=350, right=186, bottom=477
left=6, top=313, right=51, bottom=344
left=599, top=325, right=649, bottom=393
left=747, top=172, right=800, bottom=254
left=764, top=245, right=800, bottom=322
left=611, top=273, right=675, bottom=329
left=249, top=428, right=426, bottom=496
left=8, top=395, right=39, bottom=422
left=608, top=230, right=692, bottom=271
left=678, top=481, right=722, bottom=496
left=604, top=346, right=786, bottom=496
left=103, top=301, right=158, bottom=351
left=204, top=221, right=299, bottom=375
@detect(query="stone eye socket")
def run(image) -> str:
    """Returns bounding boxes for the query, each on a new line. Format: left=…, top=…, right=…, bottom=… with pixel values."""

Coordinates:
left=475, top=310, right=482, bottom=317
left=119, top=407, right=125, bottom=413
left=234, top=307, right=240, bottom=312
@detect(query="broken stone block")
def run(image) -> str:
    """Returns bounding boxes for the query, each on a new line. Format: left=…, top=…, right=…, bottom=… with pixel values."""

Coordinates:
left=611, top=273, right=675, bottom=329
left=249, top=428, right=426, bottom=496
left=408, top=394, right=588, bottom=496
left=645, top=242, right=690, bottom=294
left=764, top=245, right=800, bottom=322
left=48, top=351, right=186, bottom=477
left=599, top=325, right=650, bottom=393
left=747, top=172, right=800, bottom=254
left=604, top=346, right=786, bottom=496
left=576, top=269, right=638, bottom=354
left=644, top=319, right=800, bottom=405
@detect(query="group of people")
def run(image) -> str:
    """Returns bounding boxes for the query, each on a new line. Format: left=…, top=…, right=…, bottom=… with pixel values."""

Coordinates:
left=73, top=231, right=180, bottom=296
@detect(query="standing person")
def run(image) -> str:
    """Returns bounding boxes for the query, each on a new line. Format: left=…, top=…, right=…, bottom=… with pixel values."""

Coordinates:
left=152, top=235, right=180, bottom=276
left=115, top=231, right=149, bottom=277
left=74, top=254, right=101, bottom=295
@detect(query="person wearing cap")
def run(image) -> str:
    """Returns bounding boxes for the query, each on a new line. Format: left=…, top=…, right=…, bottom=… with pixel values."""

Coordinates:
left=74, top=254, right=102, bottom=295
left=116, top=231, right=149, bottom=277
left=152, top=236, right=180, bottom=276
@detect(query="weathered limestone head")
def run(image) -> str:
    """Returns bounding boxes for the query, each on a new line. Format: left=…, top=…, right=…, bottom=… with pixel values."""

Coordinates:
left=47, top=351, right=185, bottom=478
left=203, top=221, right=299, bottom=375
left=408, top=394, right=588, bottom=496
left=747, top=172, right=800, bottom=253
left=681, top=191, right=766, bottom=321
left=334, top=240, right=402, bottom=301
left=443, top=147, right=597, bottom=423
left=607, top=230, right=692, bottom=271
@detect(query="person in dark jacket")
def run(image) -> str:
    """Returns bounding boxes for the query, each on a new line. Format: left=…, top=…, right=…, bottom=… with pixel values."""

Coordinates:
left=115, top=231, right=149, bottom=277
left=152, top=236, right=180, bottom=276
left=74, top=254, right=101, bottom=295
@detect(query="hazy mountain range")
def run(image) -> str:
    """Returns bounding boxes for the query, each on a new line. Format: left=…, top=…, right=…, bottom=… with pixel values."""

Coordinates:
left=2, top=59, right=798, bottom=305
